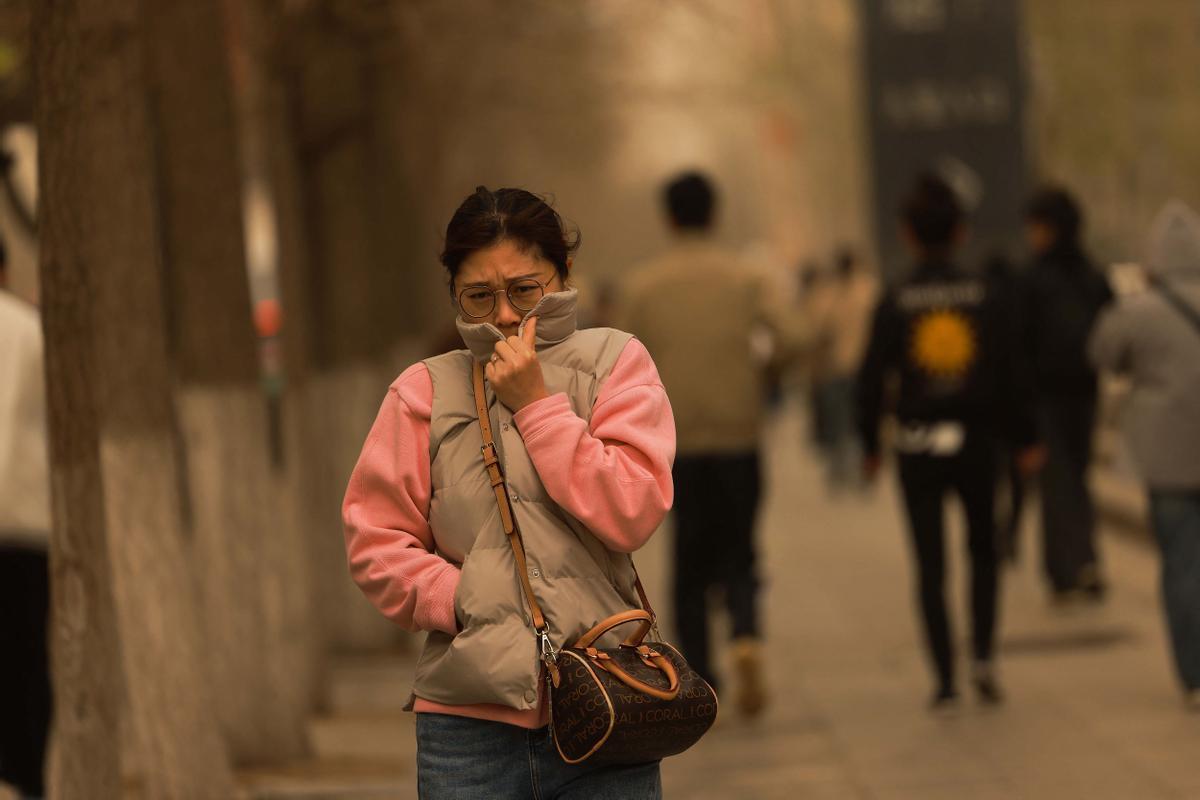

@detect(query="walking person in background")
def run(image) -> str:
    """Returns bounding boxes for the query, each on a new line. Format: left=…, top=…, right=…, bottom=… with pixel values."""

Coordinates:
left=810, top=247, right=878, bottom=492
left=1090, top=201, right=1200, bottom=711
left=799, top=261, right=834, bottom=454
left=344, top=187, right=674, bottom=798
left=1020, top=187, right=1114, bottom=602
left=622, top=171, right=797, bottom=718
left=857, top=174, right=1042, bottom=710
left=0, top=240, right=53, bottom=800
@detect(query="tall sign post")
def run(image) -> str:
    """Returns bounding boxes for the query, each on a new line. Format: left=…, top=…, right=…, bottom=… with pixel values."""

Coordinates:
left=861, top=0, right=1027, bottom=278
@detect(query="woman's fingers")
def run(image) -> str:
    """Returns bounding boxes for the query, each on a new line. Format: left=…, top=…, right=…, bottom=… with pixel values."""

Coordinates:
left=522, top=316, right=538, bottom=349
left=495, top=336, right=537, bottom=364
left=486, top=327, right=547, bottom=412
left=493, top=339, right=520, bottom=364
left=507, top=336, right=537, bottom=360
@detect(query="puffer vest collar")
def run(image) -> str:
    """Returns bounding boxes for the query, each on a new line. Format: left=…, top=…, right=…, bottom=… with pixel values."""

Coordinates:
left=456, top=288, right=580, bottom=362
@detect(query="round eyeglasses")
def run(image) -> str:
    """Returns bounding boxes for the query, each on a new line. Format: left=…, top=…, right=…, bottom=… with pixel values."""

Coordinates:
left=457, top=277, right=549, bottom=320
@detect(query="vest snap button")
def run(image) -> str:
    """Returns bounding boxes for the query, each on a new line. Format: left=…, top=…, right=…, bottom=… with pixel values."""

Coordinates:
left=529, top=567, right=541, bottom=579
left=524, top=689, right=537, bottom=703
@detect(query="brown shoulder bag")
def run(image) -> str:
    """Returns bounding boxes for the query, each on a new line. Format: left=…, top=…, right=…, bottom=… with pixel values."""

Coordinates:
left=471, top=361, right=718, bottom=766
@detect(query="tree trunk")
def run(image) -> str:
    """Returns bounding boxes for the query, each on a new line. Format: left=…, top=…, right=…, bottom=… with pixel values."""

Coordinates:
left=265, top=3, right=425, bottom=654
left=34, top=9, right=123, bottom=793
left=34, top=1, right=233, bottom=796
left=141, top=0, right=310, bottom=763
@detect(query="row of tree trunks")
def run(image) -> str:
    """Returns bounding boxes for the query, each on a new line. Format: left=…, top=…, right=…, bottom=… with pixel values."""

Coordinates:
left=34, top=0, right=234, bottom=796
left=141, top=0, right=310, bottom=763
left=257, top=1, right=425, bottom=654
left=224, top=0, right=334, bottom=710
left=36, top=0, right=444, bottom=791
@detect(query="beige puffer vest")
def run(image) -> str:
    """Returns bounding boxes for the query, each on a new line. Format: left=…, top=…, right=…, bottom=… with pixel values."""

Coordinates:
left=412, top=290, right=644, bottom=710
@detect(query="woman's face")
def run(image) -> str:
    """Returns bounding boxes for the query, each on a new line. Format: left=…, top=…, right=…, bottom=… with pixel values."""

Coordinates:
left=454, top=239, right=564, bottom=338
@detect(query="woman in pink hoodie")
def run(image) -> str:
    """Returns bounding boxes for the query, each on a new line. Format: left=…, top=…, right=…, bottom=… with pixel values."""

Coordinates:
left=343, top=187, right=675, bottom=799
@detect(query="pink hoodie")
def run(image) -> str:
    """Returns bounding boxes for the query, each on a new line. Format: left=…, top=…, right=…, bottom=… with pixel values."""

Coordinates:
left=342, top=337, right=675, bottom=728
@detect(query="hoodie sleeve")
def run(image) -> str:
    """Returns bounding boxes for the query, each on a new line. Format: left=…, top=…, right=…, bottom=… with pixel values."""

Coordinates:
left=342, top=364, right=461, bottom=636
left=513, top=338, right=675, bottom=553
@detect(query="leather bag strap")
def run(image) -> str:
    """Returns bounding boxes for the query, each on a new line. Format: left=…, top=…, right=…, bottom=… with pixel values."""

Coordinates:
left=470, top=360, right=658, bottom=638
left=472, top=360, right=548, bottom=634
left=631, top=563, right=656, bottom=624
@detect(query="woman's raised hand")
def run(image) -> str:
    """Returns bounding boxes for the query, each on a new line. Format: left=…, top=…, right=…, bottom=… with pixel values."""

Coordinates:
left=486, top=316, right=549, bottom=412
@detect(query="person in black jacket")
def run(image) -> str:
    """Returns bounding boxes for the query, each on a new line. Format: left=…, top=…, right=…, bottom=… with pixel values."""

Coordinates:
left=1021, top=187, right=1114, bottom=602
left=857, top=174, right=1042, bottom=710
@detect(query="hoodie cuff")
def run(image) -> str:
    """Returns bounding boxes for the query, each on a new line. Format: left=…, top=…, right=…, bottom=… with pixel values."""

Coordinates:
left=513, top=393, right=575, bottom=441
left=417, top=565, right=462, bottom=636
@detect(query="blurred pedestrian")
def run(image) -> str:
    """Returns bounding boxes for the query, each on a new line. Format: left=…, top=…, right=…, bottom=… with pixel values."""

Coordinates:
left=811, top=247, right=878, bottom=491
left=622, top=171, right=794, bottom=717
left=0, top=239, right=53, bottom=800
left=1090, top=201, right=1200, bottom=710
left=343, top=187, right=674, bottom=797
left=857, top=174, right=1041, bottom=710
left=799, top=261, right=833, bottom=450
left=1020, top=187, right=1114, bottom=602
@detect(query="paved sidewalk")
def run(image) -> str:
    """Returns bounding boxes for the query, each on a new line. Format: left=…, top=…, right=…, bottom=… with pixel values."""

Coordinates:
left=240, top=400, right=1200, bottom=799
left=652, top=405, right=1200, bottom=799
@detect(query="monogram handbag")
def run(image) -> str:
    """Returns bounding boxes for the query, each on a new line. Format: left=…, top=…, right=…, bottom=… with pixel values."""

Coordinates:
left=471, top=361, right=718, bottom=766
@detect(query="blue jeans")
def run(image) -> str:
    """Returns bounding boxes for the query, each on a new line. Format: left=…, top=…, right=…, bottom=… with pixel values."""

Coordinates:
left=416, top=713, right=662, bottom=799
left=1150, top=490, right=1200, bottom=692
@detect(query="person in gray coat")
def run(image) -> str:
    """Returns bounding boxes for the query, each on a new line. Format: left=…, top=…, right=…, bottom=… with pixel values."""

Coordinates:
left=1090, top=200, right=1200, bottom=710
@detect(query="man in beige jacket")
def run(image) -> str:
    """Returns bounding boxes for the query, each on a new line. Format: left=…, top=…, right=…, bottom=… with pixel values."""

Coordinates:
left=621, top=171, right=799, bottom=717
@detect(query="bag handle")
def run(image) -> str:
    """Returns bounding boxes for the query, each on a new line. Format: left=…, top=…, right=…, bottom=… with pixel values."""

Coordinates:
left=574, top=610, right=681, bottom=700
left=470, top=360, right=658, bottom=642
left=592, top=648, right=681, bottom=701
left=573, top=609, right=653, bottom=649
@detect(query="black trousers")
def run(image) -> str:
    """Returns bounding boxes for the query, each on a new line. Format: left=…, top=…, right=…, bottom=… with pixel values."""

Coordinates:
left=671, top=452, right=762, bottom=690
left=0, top=544, right=51, bottom=798
left=994, top=442, right=1027, bottom=561
left=1038, top=395, right=1099, bottom=591
left=898, top=441, right=999, bottom=692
